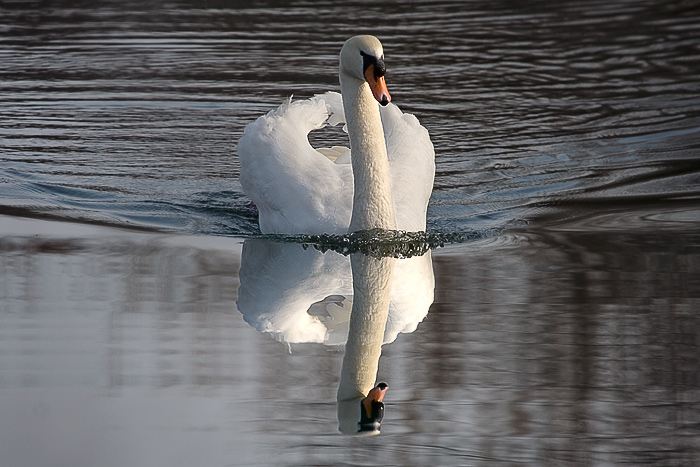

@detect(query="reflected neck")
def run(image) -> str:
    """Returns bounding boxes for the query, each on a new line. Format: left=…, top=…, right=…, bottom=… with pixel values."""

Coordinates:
left=337, top=254, right=395, bottom=401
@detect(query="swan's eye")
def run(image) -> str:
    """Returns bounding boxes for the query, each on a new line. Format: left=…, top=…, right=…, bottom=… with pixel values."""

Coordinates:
left=360, top=51, right=386, bottom=79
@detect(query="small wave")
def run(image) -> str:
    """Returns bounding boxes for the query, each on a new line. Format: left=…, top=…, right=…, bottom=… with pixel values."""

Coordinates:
left=259, top=228, right=503, bottom=259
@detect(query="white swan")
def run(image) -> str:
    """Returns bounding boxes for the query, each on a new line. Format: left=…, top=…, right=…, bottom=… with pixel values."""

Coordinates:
left=237, top=35, right=435, bottom=234
left=236, top=239, right=434, bottom=346
left=236, top=240, right=435, bottom=434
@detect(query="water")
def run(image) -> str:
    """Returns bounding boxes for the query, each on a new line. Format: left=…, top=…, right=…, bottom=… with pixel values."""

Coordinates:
left=2, top=0, right=698, bottom=235
left=1, top=0, right=699, bottom=465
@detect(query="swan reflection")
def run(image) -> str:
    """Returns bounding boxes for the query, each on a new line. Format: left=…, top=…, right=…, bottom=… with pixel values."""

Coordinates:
left=237, top=238, right=434, bottom=434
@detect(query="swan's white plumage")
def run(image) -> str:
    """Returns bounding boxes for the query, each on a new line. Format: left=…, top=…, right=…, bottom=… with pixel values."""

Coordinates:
left=238, top=91, right=434, bottom=234
left=237, top=239, right=434, bottom=346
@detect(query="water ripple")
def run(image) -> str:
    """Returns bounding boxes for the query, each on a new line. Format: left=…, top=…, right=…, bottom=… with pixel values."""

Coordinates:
left=1, top=0, right=698, bottom=236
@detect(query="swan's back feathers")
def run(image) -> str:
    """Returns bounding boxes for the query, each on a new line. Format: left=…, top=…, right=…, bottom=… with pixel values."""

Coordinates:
left=320, top=91, right=345, bottom=127
left=318, top=146, right=351, bottom=163
left=380, top=103, right=435, bottom=232
left=237, top=92, right=434, bottom=234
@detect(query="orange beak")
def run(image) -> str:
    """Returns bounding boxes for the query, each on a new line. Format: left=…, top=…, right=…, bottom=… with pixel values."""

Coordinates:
left=364, top=65, right=391, bottom=106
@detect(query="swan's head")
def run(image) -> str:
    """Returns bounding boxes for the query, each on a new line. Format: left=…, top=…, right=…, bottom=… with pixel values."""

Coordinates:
left=340, top=35, right=391, bottom=106
left=338, top=382, right=389, bottom=435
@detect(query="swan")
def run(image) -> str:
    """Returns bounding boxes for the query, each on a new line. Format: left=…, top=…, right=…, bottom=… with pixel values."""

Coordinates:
left=236, top=240, right=436, bottom=434
left=237, top=35, right=435, bottom=234
left=236, top=239, right=434, bottom=346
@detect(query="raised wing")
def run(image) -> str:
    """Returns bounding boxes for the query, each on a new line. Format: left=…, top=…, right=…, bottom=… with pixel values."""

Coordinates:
left=237, top=96, right=353, bottom=234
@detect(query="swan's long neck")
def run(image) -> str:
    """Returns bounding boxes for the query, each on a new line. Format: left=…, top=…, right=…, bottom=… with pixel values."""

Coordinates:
left=340, top=73, right=396, bottom=232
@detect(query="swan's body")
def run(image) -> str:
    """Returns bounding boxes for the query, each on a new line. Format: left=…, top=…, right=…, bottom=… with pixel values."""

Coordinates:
left=238, top=36, right=434, bottom=234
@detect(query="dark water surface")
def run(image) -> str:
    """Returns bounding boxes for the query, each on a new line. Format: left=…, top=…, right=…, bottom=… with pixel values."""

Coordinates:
left=2, top=0, right=699, bottom=234
left=1, top=1, right=700, bottom=466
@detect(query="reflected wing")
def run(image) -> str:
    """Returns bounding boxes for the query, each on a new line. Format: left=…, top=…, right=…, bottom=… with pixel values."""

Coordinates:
left=237, top=239, right=434, bottom=346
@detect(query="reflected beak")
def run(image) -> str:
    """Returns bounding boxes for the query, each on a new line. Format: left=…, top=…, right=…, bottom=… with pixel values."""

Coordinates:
left=359, top=382, right=388, bottom=432
left=364, top=65, right=391, bottom=106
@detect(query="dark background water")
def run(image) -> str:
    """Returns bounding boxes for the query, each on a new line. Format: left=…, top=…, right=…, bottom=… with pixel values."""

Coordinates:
left=1, top=0, right=699, bottom=235
left=1, top=1, right=700, bottom=466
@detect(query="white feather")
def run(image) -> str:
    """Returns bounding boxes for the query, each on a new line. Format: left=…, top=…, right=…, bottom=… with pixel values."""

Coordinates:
left=238, top=91, right=434, bottom=234
left=238, top=35, right=434, bottom=235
